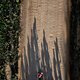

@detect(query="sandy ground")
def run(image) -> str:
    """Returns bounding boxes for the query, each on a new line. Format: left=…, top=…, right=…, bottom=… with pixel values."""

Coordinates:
left=18, top=0, right=70, bottom=80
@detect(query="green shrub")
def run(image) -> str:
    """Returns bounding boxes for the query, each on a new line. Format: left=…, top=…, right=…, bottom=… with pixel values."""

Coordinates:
left=0, top=0, right=20, bottom=79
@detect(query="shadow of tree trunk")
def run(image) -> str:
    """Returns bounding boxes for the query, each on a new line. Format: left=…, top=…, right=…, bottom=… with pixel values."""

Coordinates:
left=53, top=38, right=62, bottom=80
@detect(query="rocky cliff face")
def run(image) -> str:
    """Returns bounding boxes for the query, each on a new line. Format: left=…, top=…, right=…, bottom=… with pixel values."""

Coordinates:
left=19, top=0, right=70, bottom=80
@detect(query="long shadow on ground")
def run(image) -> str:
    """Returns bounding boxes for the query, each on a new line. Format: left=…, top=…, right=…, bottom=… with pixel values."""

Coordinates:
left=22, top=18, right=62, bottom=80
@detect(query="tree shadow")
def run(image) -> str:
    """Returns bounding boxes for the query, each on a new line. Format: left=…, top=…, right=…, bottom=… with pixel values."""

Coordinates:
left=41, top=30, right=53, bottom=80
left=26, top=18, right=53, bottom=80
left=21, top=47, right=28, bottom=80
left=27, top=18, right=40, bottom=80
left=53, top=38, right=62, bottom=80
left=53, top=49, right=58, bottom=80
left=22, top=17, right=62, bottom=80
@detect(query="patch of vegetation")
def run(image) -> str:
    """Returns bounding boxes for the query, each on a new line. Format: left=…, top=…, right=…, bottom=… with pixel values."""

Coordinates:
left=0, top=0, right=20, bottom=79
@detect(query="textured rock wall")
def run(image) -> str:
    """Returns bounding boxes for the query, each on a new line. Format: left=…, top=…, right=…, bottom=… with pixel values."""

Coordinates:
left=19, top=0, right=70, bottom=80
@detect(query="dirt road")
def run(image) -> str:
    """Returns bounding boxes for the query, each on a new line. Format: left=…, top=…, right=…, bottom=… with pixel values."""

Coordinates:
left=18, top=0, right=70, bottom=80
